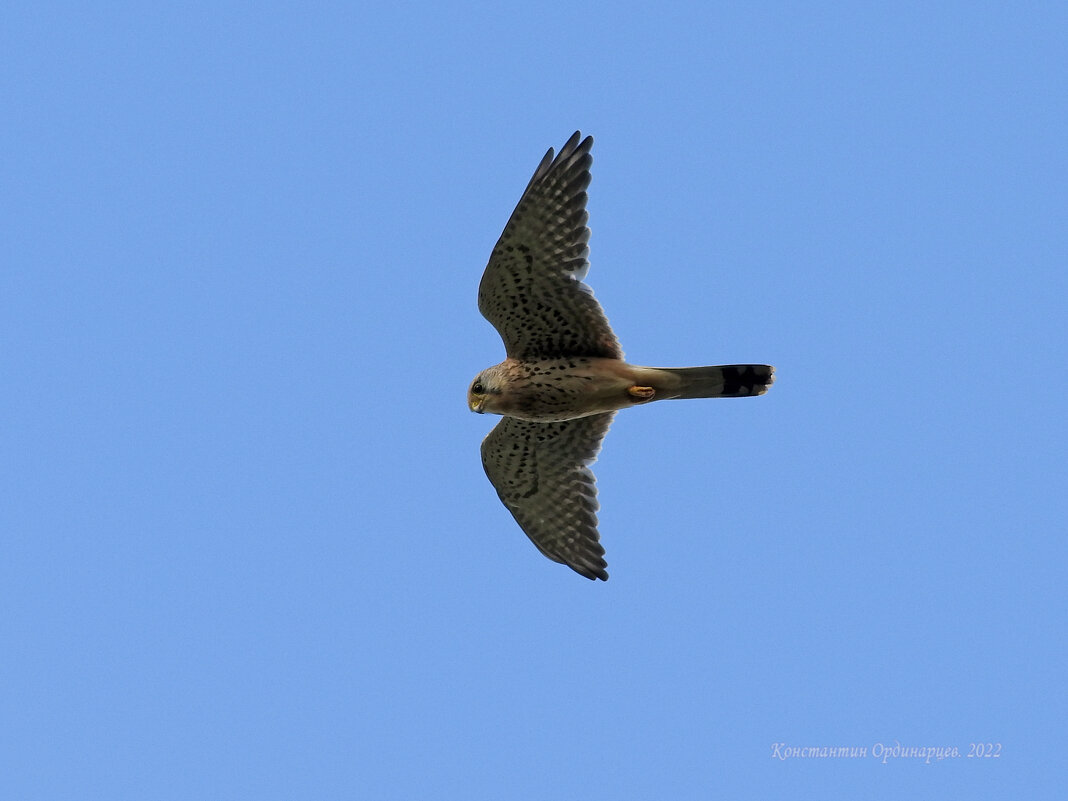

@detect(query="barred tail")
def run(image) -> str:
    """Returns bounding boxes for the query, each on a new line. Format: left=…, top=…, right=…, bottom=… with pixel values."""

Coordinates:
left=653, top=364, right=774, bottom=400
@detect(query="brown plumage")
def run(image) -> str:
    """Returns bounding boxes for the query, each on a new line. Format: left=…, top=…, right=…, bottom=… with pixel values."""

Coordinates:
left=470, top=132, right=773, bottom=580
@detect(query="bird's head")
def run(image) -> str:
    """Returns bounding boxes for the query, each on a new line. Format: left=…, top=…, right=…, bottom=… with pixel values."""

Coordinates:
left=468, top=366, right=506, bottom=414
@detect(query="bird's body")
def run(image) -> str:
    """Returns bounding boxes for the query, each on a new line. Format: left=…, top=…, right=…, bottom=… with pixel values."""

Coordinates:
left=470, top=358, right=773, bottom=422
left=470, top=132, right=773, bottom=580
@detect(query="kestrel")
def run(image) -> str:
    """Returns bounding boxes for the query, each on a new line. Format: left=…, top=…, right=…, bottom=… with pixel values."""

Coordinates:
left=470, top=132, right=773, bottom=581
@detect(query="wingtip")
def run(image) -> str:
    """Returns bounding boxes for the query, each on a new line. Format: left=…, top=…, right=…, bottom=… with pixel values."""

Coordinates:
left=561, top=131, right=593, bottom=158
left=572, top=562, right=609, bottom=581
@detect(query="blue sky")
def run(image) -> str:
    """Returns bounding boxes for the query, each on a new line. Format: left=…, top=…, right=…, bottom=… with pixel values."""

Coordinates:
left=2, top=2, right=1065, bottom=799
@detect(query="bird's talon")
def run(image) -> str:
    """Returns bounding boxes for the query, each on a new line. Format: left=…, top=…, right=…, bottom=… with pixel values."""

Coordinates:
left=628, top=385, right=655, bottom=401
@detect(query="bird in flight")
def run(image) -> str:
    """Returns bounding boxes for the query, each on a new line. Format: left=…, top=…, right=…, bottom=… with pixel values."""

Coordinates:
left=470, top=132, right=773, bottom=580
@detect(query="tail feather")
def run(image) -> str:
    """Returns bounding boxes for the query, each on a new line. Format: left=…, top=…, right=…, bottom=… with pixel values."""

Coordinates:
left=653, top=364, right=774, bottom=400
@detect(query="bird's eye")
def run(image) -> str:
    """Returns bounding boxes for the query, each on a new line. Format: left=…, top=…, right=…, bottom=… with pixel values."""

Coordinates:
left=472, top=381, right=485, bottom=394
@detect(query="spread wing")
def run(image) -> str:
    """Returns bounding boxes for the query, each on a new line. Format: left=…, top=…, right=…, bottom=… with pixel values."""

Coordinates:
left=480, top=412, right=614, bottom=581
left=478, top=132, right=622, bottom=361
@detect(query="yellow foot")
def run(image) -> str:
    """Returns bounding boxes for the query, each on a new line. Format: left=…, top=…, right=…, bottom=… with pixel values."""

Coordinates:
left=627, top=385, right=656, bottom=401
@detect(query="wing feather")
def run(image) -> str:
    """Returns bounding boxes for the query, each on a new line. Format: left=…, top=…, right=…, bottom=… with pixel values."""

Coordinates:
left=477, top=132, right=622, bottom=361
left=480, top=412, right=614, bottom=580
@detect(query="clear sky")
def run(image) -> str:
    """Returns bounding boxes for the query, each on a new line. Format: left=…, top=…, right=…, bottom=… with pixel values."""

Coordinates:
left=2, top=2, right=1065, bottom=799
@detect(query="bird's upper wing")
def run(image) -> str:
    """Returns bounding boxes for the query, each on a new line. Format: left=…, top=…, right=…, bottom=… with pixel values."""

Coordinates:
left=478, top=132, right=622, bottom=361
left=480, top=412, right=614, bottom=581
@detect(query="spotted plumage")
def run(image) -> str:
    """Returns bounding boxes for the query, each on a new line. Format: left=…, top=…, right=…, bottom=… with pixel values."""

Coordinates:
left=471, top=132, right=774, bottom=581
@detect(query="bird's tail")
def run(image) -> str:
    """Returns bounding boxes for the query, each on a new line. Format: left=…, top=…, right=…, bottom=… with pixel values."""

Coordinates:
left=644, top=364, right=775, bottom=400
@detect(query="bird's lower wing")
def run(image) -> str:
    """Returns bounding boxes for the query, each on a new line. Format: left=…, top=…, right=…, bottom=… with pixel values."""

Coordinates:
left=480, top=413, right=615, bottom=581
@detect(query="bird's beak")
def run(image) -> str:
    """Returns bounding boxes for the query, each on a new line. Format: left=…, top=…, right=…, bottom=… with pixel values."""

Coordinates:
left=469, top=396, right=485, bottom=413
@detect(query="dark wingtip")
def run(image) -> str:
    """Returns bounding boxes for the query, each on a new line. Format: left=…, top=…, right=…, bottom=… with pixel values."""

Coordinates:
left=572, top=563, right=609, bottom=581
